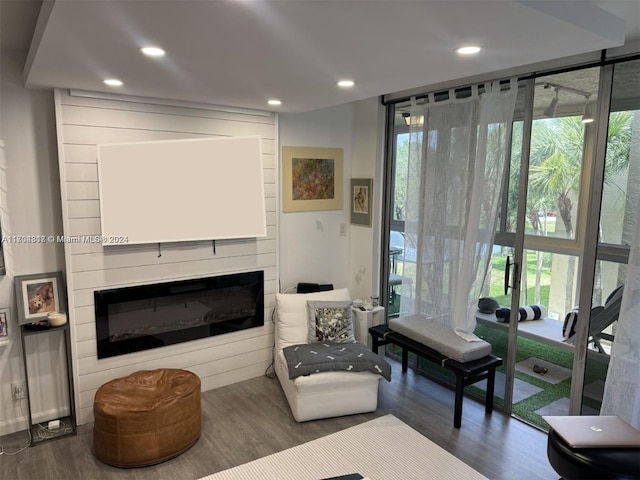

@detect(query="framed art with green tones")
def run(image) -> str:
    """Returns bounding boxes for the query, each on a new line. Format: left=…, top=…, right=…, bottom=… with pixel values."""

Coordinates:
left=282, top=146, right=343, bottom=212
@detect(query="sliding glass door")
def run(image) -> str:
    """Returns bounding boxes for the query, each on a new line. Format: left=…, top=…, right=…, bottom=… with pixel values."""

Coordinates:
left=581, top=58, right=640, bottom=416
left=506, top=67, right=601, bottom=425
left=382, top=55, right=639, bottom=429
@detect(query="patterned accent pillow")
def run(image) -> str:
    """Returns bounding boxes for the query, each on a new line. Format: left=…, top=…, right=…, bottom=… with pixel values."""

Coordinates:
left=306, top=300, right=355, bottom=343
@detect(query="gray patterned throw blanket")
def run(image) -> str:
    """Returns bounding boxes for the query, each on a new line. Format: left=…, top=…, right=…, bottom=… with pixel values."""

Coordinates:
left=283, top=342, right=391, bottom=381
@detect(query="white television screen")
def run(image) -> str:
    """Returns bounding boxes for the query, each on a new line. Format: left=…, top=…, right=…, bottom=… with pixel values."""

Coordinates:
left=97, top=136, right=266, bottom=245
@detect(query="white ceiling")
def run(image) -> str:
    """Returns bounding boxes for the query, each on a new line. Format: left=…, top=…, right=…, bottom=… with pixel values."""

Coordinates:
left=6, top=1, right=640, bottom=113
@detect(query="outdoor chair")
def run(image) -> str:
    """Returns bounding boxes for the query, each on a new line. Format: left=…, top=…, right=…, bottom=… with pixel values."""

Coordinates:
left=389, top=231, right=413, bottom=305
left=563, top=285, right=623, bottom=354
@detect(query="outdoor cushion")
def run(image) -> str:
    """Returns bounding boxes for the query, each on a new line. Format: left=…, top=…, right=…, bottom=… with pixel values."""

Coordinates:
left=390, top=315, right=491, bottom=363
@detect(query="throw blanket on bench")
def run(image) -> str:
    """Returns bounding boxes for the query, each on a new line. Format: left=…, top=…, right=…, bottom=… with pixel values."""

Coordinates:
left=283, top=342, right=391, bottom=381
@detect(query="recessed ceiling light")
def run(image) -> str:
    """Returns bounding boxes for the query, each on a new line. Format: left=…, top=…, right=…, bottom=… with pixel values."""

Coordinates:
left=140, top=46, right=166, bottom=57
left=337, top=80, right=355, bottom=88
left=456, top=45, right=481, bottom=55
left=103, top=79, right=123, bottom=87
left=268, top=99, right=282, bottom=106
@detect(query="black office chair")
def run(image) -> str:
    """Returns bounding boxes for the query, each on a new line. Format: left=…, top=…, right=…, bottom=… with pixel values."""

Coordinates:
left=563, top=285, right=623, bottom=354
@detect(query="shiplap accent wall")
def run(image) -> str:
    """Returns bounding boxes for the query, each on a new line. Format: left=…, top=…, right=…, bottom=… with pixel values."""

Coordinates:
left=53, top=89, right=278, bottom=425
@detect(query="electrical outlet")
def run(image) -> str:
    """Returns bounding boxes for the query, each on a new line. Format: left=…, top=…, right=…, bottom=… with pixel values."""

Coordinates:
left=11, top=382, right=25, bottom=400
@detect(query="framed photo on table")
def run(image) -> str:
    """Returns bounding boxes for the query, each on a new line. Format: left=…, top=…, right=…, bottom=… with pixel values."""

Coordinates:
left=0, top=308, right=9, bottom=343
left=14, top=271, right=67, bottom=325
left=282, top=146, right=343, bottom=212
left=351, top=178, right=372, bottom=226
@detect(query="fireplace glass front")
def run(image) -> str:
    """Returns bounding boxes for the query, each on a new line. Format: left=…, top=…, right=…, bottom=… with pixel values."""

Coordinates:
left=94, top=271, right=264, bottom=358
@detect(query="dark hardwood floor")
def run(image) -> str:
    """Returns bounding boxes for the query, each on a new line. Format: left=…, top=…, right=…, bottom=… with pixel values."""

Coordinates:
left=0, top=357, right=557, bottom=480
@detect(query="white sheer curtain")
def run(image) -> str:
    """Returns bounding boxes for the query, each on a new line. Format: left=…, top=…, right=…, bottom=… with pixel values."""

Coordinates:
left=601, top=205, right=640, bottom=429
left=399, top=80, right=517, bottom=341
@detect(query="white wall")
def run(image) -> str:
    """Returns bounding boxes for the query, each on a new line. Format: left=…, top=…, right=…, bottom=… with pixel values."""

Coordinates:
left=279, top=103, right=353, bottom=292
left=349, top=99, right=385, bottom=302
left=0, top=49, right=68, bottom=436
left=278, top=99, right=384, bottom=300
left=54, top=89, right=278, bottom=425
left=0, top=51, right=64, bottom=273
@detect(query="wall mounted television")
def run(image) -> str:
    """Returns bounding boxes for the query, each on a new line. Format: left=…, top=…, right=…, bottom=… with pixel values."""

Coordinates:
left=97, top=136, right=266, bottom=245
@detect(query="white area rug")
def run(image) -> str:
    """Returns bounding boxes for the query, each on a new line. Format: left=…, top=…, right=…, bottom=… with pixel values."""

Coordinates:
left=199, top=415, right=487, bottom=480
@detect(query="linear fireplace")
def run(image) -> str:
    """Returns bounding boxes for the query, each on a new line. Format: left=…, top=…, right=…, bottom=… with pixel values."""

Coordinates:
left=94, top=271, right=264, bottom=359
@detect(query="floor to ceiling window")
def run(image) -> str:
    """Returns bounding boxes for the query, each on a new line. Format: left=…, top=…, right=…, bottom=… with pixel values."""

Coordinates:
left=382, top=54, right=639, bottom=430
left=583, top=58, right=640, bottom=415
left=387, top=121, right=412, bottom=317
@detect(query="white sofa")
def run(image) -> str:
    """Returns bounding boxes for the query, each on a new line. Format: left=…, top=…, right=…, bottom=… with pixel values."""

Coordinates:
left=274, top=288, right=382, bottom=422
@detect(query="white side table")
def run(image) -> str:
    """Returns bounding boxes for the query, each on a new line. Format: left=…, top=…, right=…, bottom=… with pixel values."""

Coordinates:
left=351, top=306, right=385, bottom=349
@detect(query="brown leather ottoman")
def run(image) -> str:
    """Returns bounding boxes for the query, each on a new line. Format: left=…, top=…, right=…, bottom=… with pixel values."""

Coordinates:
left=93, top=368, right=201, bottom=467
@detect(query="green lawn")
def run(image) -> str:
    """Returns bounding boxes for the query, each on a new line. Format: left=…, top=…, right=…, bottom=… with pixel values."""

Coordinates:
left=474, top=324, right=607, bottom=429
left=487, top=250, right=552, bottom=307
left=393, top=245, right=554, bottom=309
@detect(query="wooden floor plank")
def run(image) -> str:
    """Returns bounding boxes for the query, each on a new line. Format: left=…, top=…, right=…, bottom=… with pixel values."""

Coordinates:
left=0, top=358, right=557, bottom=480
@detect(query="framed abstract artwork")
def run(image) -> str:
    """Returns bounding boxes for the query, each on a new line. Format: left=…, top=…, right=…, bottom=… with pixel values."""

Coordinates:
left=282, top=146, right=343, bottom=212
left=351, top=178, right=372, bottom=226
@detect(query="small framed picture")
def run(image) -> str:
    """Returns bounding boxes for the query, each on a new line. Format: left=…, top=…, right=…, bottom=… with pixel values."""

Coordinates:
left=351, top=178, right=373, bottom=226
left=0, top=308, right=9, bottom=343
left=14, top=271, right=67, bottom=325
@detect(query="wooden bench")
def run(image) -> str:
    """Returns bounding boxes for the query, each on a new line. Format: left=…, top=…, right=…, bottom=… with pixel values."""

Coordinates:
left=369, top=324, right=502, bottom=428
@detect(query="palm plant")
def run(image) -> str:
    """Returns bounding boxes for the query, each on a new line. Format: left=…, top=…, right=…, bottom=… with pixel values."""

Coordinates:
left=526, top=112, right=633, bottom=308
left=529, top=112, right=632, bottom=236
left=529, top=117, right=584, bottom=237
left=394, top=134, right=410, bottom=222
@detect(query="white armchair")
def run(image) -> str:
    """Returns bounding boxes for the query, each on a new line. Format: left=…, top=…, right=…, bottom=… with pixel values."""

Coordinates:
left=274, top=288, right=382, bottom=422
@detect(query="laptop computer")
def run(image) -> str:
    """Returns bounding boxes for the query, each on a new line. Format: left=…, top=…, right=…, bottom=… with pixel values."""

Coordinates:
left=543, top=415, right=640, bottom=448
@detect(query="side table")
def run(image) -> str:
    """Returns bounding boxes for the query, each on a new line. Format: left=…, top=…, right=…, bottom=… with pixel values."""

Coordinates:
left=19, top=323, right=76, bottom=445
left=351, top=306, right=385, bottom=350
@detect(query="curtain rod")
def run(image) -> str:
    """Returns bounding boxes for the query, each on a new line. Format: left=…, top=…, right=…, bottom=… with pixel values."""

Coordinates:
left=387, top=80, right=515, bottom=107
left=383, top=51, right=639, bottom=107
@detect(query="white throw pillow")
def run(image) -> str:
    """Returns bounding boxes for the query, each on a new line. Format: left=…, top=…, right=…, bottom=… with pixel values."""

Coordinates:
left=275, top=288, right=350, bottom=349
